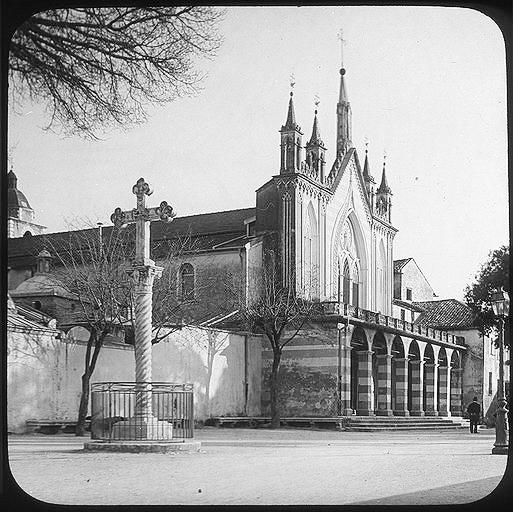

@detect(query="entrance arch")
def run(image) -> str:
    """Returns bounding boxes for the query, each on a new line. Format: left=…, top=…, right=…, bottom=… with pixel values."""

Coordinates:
left=350, top=327, right=370, bottom=414
left=423, top=344, right=438, bottom=415
left=437, top=348, right=449, bottom=415
left=408, top=340, right=424, bottom=416
left=371, top=332, right=391, bottom=415
left=391, top=336, right=408, bottom=415
left=450, top=351, right=463, bottom=416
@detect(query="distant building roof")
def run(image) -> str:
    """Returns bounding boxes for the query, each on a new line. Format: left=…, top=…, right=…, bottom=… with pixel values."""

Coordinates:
left=413, top=299, right=475, bottom=329
left=8, top=207, right=256, bottom=266
left=393, top=258, right=412, bottom=272
left=11, top=274, right=75, bottom=299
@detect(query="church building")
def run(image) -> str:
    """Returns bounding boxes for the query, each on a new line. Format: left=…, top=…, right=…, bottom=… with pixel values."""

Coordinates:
left=9, top=53, right=505, bottom=426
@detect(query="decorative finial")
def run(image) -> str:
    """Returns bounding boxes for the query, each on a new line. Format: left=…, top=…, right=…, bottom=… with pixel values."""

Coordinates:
left=364, top=137, right=369, bottom=154
left=289, top=73, right=295, bottom=96
left=314, top=94, right=320, bottom=115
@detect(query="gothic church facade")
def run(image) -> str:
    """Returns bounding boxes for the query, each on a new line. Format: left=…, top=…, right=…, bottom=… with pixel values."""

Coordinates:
left=255, top=65, right=395, bottom=314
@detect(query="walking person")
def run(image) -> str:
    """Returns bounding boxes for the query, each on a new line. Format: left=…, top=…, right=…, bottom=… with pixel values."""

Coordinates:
left=467, top=396, right=481, bottom=433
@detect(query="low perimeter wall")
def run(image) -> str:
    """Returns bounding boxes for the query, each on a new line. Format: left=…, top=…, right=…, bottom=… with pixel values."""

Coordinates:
left=7, top=325, right=261, bottom=433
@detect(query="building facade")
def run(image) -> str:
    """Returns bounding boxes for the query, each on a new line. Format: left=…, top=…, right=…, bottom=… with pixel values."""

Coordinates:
left=9, top=57, right=488, bottom=422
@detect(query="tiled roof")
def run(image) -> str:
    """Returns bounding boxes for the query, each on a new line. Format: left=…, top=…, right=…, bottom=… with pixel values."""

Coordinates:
left=8, top=208, right=255, bottom=264
left=413, top=299, right=475, bottom=329
left=394, top=258, right=412, bottom=272
left=151, top=207, right=255, bottom=241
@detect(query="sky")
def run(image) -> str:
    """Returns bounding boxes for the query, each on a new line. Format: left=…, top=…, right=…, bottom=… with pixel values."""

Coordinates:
left=7, top=6, right=508, bottom=301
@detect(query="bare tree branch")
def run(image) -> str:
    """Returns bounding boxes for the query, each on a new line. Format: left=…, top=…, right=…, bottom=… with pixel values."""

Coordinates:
left=9, top=6, right=225, bottom=137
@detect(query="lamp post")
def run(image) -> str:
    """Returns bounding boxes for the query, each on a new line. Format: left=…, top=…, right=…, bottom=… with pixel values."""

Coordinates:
left=491, top=288, right=509, bottom=455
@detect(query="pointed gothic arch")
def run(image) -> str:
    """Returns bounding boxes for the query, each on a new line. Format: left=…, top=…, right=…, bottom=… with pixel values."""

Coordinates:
left=331, top=210, right=368, bottom=308
left=303, top=200, right=318, bottom=298
left=376, top=238, right=386, bottom=313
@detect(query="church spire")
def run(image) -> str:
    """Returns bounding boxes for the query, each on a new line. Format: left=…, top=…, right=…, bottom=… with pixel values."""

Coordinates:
left=308, top=108, right=322, bottom=145
left=285, top=90, right=297, bottom=128
left=305, top=98, right=326, bottom=182
left=362, top=141, right=375, bottom=199
left=375, top=153, right=392, bottom=223
left=336, top=30, right=352, bottom=157
left=280, top=76, right=303, bottom=174
left=377, top=155, right=391, bottom=195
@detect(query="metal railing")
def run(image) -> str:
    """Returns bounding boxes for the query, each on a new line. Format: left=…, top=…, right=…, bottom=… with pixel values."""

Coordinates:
left=90, top=382, right=194, bottom=441
left=318, top=302, right=464, bottom=346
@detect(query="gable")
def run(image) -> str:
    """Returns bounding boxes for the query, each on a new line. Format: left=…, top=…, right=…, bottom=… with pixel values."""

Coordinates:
left=329, top=148, right=372, bottom=225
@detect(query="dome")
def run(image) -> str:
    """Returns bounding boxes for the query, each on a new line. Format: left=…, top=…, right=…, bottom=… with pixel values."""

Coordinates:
left=7, top=170, right=32, bottom=211
left=11, top=274, right=75, bottom=299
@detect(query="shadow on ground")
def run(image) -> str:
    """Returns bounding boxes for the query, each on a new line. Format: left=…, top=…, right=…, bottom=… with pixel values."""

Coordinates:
left=351, top=476, right=503, bottom=506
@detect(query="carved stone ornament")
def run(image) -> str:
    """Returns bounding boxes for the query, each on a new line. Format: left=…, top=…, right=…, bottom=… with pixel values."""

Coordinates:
left=156, top=201, right=176, bottom=223
left=111, top=207, right=128, bottom=229
left=132, top=177, right=153, bottom=197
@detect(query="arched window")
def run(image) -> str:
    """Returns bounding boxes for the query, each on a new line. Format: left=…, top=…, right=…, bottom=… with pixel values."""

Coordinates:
left=342, top=260, right=351, bottom=304
left=352, top=265, right=359, bottom=307
left=180, top=263, right=194, bottom=301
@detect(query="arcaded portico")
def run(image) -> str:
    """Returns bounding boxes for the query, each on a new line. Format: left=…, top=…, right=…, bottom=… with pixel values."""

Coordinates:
left=337, top=304, right=466, bottom=418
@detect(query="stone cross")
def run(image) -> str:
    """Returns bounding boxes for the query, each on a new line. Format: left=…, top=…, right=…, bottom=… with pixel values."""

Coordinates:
left=111, top=178, right=175, bottom=419
left=338, top=29, right=345, bottom=67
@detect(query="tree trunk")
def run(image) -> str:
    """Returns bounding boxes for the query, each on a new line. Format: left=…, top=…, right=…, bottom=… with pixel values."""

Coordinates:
left=76, top=371, right=91, bottom=436
left=269, top=349, right=282, bottom=429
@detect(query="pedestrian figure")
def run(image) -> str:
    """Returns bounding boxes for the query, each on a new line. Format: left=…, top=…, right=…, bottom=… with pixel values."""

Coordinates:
left=467, top=396, right=481, bottom=433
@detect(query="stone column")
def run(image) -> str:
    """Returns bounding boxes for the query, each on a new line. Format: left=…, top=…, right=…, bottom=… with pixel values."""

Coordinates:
left=376, top=354, right=393, bottom=416
left=438, top=365, right=451, bottom=417
left=393, top=357, right=409, bottom=416
left=131, top=265, right=162, bottom=418
left=450, top=368, right=463, bottom=416
left=424, top=363, right=439, bottom=416
left=340, top=345, right=353, bottom=415
left=356, top=350, right=374, bottom=416
left=409, top=360, right=425, bottom=416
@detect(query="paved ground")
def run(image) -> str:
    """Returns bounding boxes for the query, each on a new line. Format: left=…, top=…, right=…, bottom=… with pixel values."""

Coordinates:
left=6, top=427, right=509, bottom=506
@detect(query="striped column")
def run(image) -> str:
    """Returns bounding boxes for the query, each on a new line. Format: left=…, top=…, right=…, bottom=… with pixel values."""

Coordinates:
left=450, top=368, right=463, bottom=416
left=438, top=365, right=451, bottom=417
left=340, top=345, right=353, bottom=415
left=424, top=363, right=439, bottom=416
left=376, top=354, right=393, bottom=416
left=356, top=350, right=374, bottom=416
left=409, top=360, right=425, bottom=416
left=393, top=358, right=409, bottom=416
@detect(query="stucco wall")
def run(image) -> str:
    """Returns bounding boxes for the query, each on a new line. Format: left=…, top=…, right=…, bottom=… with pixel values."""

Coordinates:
left=453, top=328, right=509, bottom=425
left=8, top=325, right=262, bottom=433
left=397, top=260, right=435, bottom=302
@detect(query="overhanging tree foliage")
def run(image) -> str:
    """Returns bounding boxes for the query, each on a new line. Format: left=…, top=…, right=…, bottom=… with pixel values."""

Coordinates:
left=464, top=245, right=509, bottom=347
left=9, top=6, right=224, bottom=137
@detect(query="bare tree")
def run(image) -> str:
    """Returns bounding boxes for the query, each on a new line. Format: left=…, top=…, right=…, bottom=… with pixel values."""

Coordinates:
left=48, top=223, right=136, bottom=435
left=9, top=6, right=224, bottom=137
left=233, top=250, right=317, bottom=428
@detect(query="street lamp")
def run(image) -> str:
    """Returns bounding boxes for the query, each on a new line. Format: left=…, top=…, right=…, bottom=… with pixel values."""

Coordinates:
left=491, top=288, right=509, bottom=455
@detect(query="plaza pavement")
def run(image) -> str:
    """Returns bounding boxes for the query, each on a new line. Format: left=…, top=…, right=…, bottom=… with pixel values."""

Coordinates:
left=6, top=426, right=510, bottom=506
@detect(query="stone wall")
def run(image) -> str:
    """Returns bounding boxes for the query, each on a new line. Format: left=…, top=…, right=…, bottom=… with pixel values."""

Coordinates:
left=7, top=325, right=262, bottom=433
left=261, top=323, right=339, bottom=417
